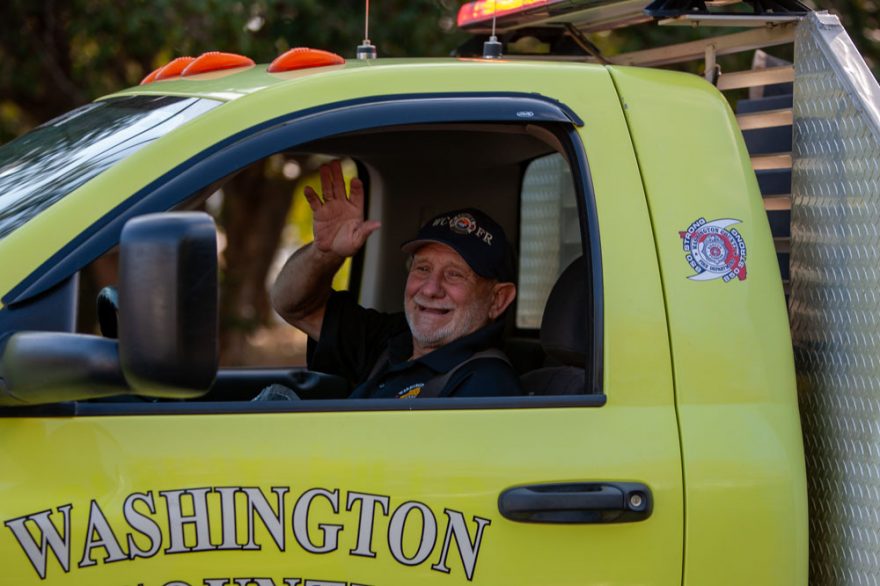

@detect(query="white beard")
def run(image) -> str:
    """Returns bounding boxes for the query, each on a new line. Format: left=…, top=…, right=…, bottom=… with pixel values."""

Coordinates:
left=405, top=294, right=491, bottom=352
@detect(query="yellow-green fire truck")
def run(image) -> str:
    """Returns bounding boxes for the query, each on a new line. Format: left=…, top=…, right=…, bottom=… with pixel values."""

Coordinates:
left=0, top=1, right=874, bottom=584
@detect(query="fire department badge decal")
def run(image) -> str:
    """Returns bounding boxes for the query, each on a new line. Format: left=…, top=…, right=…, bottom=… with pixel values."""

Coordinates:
left=679, top=217, right=747, bottom=282
left=450, top=212, right=478, bottom=235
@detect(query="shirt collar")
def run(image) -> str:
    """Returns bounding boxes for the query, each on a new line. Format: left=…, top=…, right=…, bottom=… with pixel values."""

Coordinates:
left=387, top=320, right=505, bottom=373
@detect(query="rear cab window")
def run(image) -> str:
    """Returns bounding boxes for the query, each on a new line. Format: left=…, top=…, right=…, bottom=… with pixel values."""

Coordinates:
left=517, top=153, right=581, bottom=330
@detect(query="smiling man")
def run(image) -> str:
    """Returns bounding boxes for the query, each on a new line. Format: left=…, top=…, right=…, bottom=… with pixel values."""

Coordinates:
left=271, top=160, right=522, bottom=399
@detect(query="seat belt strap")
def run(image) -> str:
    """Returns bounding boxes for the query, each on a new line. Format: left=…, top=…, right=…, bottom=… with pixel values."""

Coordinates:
left=419, top=348, right=510, bottom=398
left=366, top=348, right=391, bottom=381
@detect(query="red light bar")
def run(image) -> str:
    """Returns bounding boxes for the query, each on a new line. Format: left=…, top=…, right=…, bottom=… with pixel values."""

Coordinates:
left=141, top=69, right=161, bottom=85
left=141, top=53, right=254, bottom=84
left=457, top=0, right=554, bottom=27
left=154, top=57, right=196, bottom=81
left=268, top=48, right=345, bottom=73
left=181, top=52, right=255, bottom=77
left=141, top=57, right=195, bottom=85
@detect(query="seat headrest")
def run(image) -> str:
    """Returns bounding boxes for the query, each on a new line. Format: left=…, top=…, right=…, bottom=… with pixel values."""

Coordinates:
left=540, top=257, right=587, bottom=366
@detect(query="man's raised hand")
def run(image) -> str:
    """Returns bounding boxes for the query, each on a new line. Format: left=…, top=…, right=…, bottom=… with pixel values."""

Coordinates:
left=303, top=160, right=381, bottom=258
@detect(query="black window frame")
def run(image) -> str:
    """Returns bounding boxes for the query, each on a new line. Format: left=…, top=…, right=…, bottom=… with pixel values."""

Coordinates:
left=0, top=92, right=604, bottom=415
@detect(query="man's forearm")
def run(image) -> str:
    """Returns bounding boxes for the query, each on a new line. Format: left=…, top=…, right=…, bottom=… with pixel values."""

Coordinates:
left=271, top=243, right=345, bottom=339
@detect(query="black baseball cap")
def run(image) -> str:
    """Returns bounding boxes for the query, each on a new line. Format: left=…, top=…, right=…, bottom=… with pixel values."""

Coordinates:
left=401, top=208, right=516, bottom=283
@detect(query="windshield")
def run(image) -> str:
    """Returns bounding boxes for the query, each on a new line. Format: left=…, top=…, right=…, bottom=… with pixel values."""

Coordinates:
left=0, top=95, right=220, bottom=240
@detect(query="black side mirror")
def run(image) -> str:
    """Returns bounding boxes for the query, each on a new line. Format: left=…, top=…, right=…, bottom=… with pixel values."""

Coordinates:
left=0, top=212, right=219, bottom=405
left=118, top=212, right=218, bottom=397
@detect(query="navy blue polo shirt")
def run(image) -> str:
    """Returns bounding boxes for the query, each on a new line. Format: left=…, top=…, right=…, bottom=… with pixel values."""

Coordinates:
left=309, top=291, right=522, bottom=399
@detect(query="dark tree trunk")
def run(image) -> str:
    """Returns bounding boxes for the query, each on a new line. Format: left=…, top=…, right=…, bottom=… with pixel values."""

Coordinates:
left=219, top=158, right=299, bottom=364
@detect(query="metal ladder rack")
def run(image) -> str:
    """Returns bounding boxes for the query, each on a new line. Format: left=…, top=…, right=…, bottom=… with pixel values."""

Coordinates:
left=726, top=57, right=795, bottom=293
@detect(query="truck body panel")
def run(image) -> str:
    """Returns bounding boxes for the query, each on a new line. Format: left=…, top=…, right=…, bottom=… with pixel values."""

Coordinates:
left=0, top=409, right=683, bottom=584
left=610, top=66, right=808, bottom=584
left=0, top=60, right=690, bottom=585
left=5, top=8, right=880, bottom=584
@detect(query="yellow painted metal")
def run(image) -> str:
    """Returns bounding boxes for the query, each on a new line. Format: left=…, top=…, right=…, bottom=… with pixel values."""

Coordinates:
left=0, top=60, right=600, bottom=302
left=0, top=407, right=681, bottom=585
left=609, top=66, right=807, bottom=585
left=0, top=60, right=685, bottom=585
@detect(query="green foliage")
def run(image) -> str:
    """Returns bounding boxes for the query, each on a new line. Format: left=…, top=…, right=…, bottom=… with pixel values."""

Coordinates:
left=2, top=0, right=877, bottom=142
left=0, top=0, right=465, bottom=141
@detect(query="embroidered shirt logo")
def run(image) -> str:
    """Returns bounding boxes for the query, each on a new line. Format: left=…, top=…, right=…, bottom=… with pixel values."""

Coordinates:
left=679, top=217, right=747, bottom=282
left=396, top=383, right=423, bottom=399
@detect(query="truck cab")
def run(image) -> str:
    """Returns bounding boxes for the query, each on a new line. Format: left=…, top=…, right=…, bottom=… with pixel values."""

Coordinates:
left=0, top=4, right=825, bottom=584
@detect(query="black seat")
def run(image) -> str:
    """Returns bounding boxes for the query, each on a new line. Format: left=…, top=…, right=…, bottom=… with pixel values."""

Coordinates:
left=520, top=257, right=587, bottom=395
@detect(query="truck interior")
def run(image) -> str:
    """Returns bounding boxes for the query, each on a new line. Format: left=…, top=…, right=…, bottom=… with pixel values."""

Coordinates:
left=203, top=121, right=598, bottom=401
left=56, top=120, right=600, bottom=405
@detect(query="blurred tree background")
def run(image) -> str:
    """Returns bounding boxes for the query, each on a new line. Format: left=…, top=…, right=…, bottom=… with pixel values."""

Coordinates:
left=0, top=0, right=466, bottom=365
left=0, top=0, right=875, bottom=364
left=0, top=0, right=467, bottom=140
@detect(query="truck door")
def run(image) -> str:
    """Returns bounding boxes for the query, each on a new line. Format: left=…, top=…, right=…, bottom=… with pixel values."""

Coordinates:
left=0, top=93, right=682, bottom=586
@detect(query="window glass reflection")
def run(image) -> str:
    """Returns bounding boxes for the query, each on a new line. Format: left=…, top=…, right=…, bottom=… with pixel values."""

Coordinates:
left=0, top=95, right=220, bottom=240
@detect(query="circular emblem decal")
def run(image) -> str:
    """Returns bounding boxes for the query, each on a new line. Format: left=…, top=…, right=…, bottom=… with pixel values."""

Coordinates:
left=450, top=213, right=478, bottom=235
left=679, top=217, right=747, bottom=282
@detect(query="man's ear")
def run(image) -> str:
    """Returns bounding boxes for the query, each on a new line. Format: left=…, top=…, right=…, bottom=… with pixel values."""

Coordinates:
left=488, top=282, right=517, bottom=320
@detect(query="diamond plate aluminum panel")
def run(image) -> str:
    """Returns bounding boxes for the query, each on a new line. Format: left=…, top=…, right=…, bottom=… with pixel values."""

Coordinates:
left=790, top=12, right=880, bottom=586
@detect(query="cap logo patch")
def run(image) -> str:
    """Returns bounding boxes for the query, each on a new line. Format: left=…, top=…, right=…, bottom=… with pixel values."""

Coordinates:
left=450, top=213, right=478, bottom=235
left=429, top=213, right=494, bottom=245
left=679, top=217, right=747, bottom=282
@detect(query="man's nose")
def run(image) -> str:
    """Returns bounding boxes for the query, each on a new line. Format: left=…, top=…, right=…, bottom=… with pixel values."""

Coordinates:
left=420, top=271, right=445, bottom=297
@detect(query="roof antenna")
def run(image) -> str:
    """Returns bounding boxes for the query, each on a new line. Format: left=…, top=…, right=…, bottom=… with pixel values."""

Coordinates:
left=357, top=0, right=377, bottom=59
left=482, top=0, right=502, bottom=59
